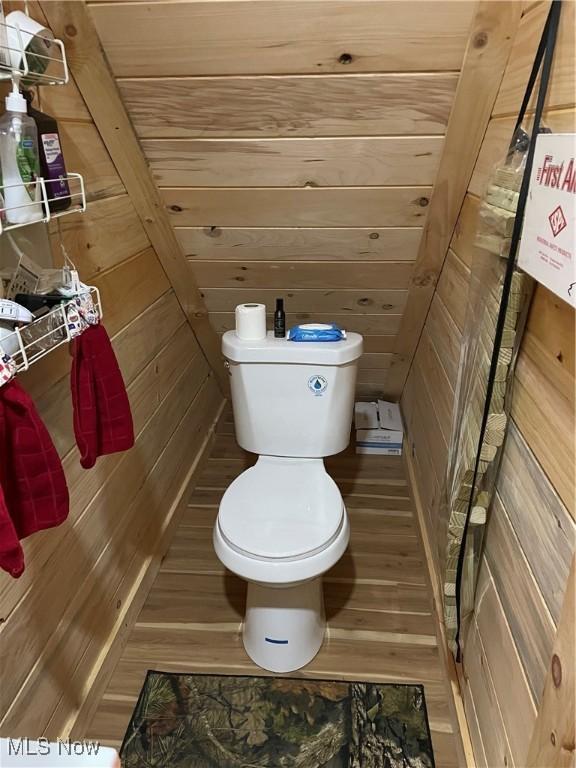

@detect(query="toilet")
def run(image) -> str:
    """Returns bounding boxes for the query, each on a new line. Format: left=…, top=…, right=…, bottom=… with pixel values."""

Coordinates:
left=213, top=329, right=363, bottom=673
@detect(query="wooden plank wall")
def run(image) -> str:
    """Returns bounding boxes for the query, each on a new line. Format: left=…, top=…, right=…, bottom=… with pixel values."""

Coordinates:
left=86, top=0, right=478, bottom=399
left=0, top=7, right=224, bottom=736
left=401, top=2, right=576, bottom=765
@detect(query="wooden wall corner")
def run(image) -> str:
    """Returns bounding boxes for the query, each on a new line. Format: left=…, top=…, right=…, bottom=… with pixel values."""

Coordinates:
left=403, top=446, right=477, bottom=768
left=66, top=395, right=226, bottom=738
left=386, top=0, right=523, bottom=400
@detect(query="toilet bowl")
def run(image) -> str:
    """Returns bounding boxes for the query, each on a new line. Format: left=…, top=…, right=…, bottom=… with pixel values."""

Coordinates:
left=214, top=456, right=350, bottom=672
left=213, top=326, right=362, bottom=673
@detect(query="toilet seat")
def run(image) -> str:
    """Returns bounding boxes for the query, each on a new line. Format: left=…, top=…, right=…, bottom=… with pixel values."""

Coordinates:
left=218, top=456, right=344, bottom=559
left=214, top=456, right=349, bottom=584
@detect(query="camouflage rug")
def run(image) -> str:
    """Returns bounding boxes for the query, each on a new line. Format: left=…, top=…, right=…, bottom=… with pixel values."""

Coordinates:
left=120, top=671, right=435, bottom=767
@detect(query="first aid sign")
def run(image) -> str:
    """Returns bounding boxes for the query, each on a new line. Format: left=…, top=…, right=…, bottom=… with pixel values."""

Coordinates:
left=518, top=133, right=576, bottom=307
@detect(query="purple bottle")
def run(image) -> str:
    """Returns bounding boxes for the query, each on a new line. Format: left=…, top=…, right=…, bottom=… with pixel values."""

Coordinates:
left=23, top=91, right=71, bottom=213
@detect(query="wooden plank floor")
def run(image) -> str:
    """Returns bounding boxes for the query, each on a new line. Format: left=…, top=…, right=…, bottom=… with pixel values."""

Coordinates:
left=87, top=411, right=459, bottom=766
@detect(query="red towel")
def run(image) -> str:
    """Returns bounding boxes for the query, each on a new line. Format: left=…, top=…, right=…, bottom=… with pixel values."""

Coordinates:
left=0, top=484, right=24, bottom=578
left=0, top=379, right=69, bottom=577
left=71, top=323, right=134, bottom=469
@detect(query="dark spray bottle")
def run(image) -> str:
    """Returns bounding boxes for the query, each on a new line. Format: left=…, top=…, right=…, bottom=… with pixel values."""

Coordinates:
left=274, top=298, right=286, bottom=338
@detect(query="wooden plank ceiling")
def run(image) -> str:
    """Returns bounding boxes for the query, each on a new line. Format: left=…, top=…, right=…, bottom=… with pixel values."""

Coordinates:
left=88, top=0, right=475, bottom=398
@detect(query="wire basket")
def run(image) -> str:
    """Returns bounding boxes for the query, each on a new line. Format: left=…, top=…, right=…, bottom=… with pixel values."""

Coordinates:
left=0, top=173, right=86, bottom=234
left=1, top=286, right=102, bottom=374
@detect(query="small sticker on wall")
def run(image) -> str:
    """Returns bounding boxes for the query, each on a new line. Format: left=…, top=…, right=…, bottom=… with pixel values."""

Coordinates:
left=308, top=375, right=327, bottom=396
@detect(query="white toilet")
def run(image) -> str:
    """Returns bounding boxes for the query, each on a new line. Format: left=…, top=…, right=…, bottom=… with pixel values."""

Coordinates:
left=213, top=329, right=363, bottom=673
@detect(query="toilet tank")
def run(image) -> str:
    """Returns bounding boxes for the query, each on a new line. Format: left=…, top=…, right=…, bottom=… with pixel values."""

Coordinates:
left=222, top=331, right=363, bottom=457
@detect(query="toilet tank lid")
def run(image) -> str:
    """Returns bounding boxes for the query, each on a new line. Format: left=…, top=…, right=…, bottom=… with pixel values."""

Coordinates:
left=223, top=330, right=363, bottom=364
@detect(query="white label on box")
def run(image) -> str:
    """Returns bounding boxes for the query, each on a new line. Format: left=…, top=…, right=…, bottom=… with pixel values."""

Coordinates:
left=518, top=133, right=576, bottom=307
left=356, top=446, right=402, bottom=456
left=356, top=428, right=403, bottom=445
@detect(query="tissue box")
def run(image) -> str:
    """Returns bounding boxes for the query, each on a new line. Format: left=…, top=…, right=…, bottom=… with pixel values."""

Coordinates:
left=354, top=399, right=404, bottom=455
left=356, top=428, right=403, bottom=455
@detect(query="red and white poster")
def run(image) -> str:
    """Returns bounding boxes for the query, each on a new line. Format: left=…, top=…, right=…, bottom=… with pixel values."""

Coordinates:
left=518, top=133, right=576, bottom=307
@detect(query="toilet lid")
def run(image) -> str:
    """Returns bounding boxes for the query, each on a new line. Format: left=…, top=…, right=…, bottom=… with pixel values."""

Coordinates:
left=218, top=458, right=344, bottom=560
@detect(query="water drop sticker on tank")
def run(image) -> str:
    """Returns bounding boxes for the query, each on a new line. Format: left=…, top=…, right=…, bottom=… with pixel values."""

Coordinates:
left=308, top=375, right=328, bottom=396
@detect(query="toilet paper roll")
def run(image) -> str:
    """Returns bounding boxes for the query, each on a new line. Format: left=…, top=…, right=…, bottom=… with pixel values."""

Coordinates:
left=235, top=303, right=267, bottom=340
left=5, top=11, right=55, bottom=77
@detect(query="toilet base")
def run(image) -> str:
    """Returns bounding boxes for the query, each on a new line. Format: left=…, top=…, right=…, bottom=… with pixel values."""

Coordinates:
left=243, top=578, right=325, bottom=673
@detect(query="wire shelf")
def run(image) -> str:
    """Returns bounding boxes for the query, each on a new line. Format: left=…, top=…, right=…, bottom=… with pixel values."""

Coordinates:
left=0, top=173, right=86, bottom=235
left=1, top=286, right=102, bottom=375
left=0, top=17, right=68, bottom=85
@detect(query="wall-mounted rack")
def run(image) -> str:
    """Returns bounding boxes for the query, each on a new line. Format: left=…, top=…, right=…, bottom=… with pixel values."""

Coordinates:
left=0, top=173, right=86, bottom=235
left=0, top=17, right=68, bottom=85
left=1, top=286, right=102, bottom=374
left=0, top=11, right=91, bottom=380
